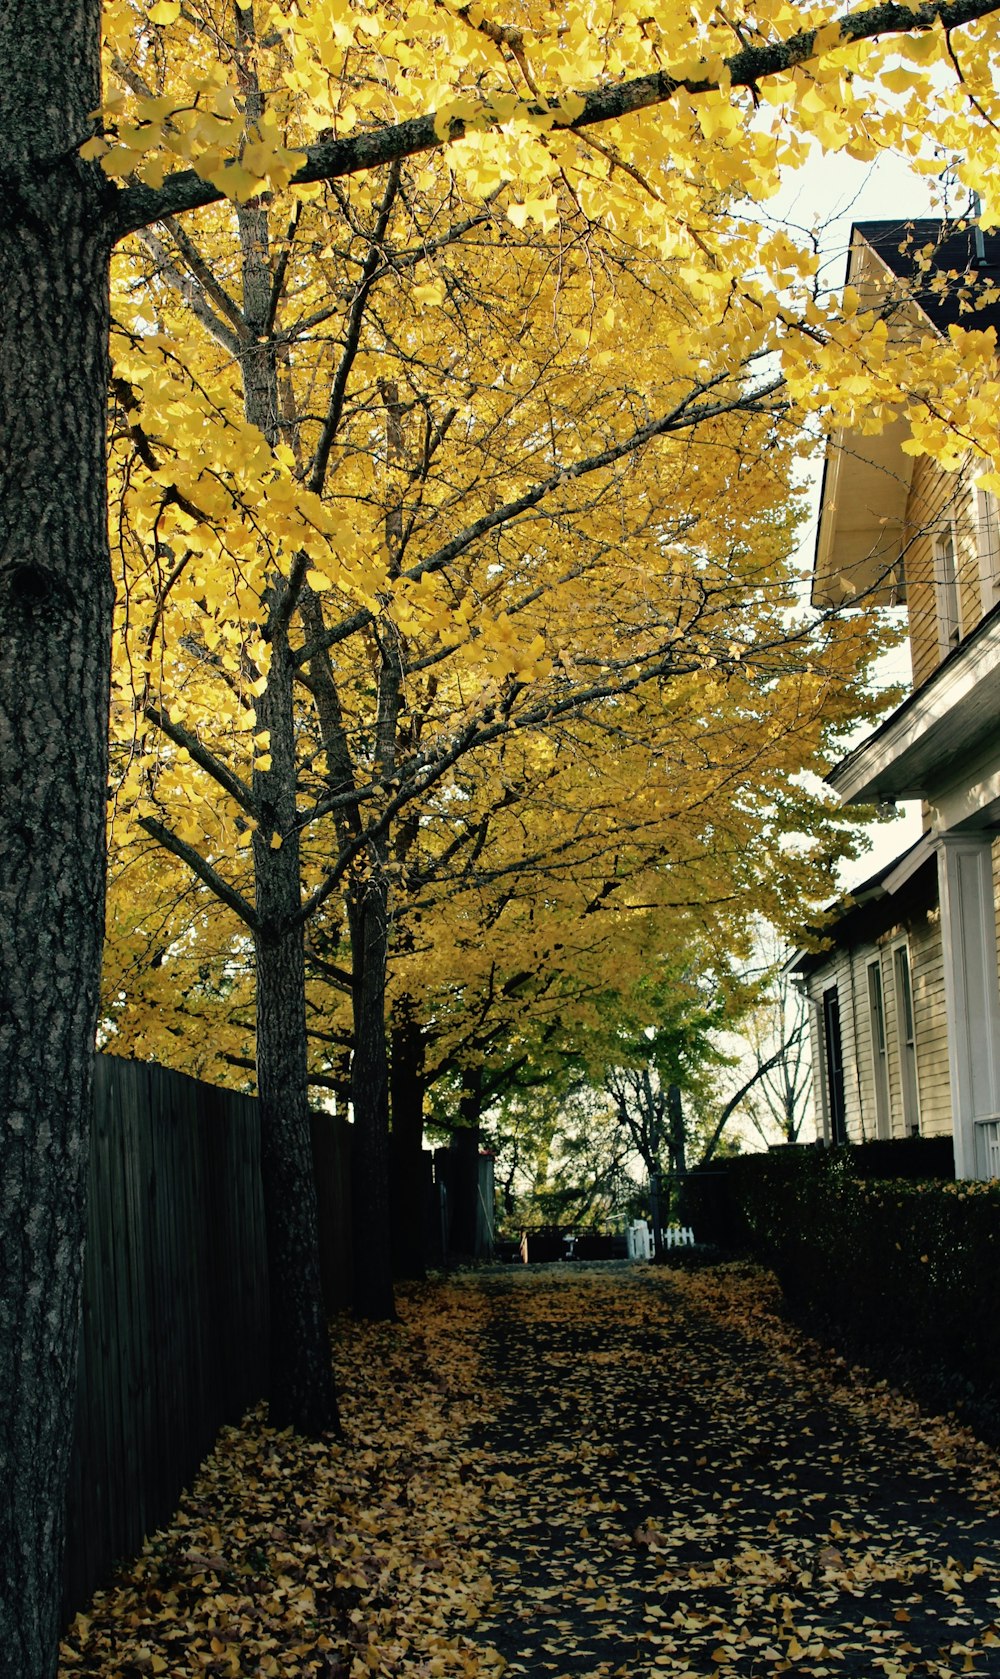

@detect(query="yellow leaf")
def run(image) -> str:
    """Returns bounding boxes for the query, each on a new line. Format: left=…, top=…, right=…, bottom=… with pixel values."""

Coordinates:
left=148, top=0, right=181, bottom=22
left=900, top=27, right=942, bottom=62
left=413, top=278, right=447, bottom=307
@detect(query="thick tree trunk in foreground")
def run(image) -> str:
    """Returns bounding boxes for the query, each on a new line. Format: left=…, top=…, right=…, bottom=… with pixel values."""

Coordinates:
left=349, top=878, right=397, bottom=1319
left=253, top=628, right=339, bottom=1435
left=390, top=1005, right=427, bottom=1280
left=0, top=4, right=112, bottom=1671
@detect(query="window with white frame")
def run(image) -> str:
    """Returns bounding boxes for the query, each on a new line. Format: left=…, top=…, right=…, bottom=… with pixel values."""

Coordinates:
left=933, top=522, right=961, bottom=656
left=822, top=985, right=848, bottom=1145
left=891, top=941, right=921, bottom=1136
left=975, top=486, right=1000, bottom=615
left=867, top=957, right=892, bottom=1139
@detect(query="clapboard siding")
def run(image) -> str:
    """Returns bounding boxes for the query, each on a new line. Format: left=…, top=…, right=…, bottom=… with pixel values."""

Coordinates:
left=806, top=897, right=951, bottom=1144
left=907, top=908, right=952, bottom=1136
left=905, top=455, right=981, bottom=688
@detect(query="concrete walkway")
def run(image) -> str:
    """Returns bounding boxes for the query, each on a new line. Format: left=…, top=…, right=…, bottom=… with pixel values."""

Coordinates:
left=461, top=1261, right=1000, bottom=1679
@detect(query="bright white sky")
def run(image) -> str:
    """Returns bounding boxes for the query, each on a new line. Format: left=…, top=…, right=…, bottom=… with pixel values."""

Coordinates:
left=767, top=146, right=950, bottom=888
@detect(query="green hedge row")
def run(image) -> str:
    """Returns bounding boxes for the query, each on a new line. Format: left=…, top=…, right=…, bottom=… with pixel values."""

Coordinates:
left=684, top=1146, right=1000, bottom=1393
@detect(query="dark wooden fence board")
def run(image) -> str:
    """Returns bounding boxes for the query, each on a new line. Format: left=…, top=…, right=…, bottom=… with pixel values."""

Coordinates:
left=62, top=1056, right=352, bottom=1617
left=310, top=1112, right=353, bottom=1312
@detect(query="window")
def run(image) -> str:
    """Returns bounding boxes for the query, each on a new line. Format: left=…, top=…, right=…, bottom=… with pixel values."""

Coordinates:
left=892, top=942, right=921, bottom=1136
left=934, top=524, right=961, bottom=655
left=822, top=986, right=848, bottom=1145
left=867, top=958, right=892, bottom=1139
left=975, top=487, right=1000, bottom=615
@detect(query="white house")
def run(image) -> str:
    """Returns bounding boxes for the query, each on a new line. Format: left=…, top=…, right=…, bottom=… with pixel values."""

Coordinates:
left=793, top=217, right=1000, bottom=1179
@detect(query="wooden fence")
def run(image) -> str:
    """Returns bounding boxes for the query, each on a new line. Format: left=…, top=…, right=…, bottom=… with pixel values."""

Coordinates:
left=64, top=1054, right=351, bottom=1617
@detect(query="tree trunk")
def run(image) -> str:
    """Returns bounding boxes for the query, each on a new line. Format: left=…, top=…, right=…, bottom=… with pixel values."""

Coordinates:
left=231, top=79, right=337, bottom=1433
left=252, top=625, right=339, bottom=1435
left=390, top=1003, right=427, bottom=1280
left=349, top=876, right=396, bottom=1318
left=449, top=1071, right=483, bottom=1258
left=648, top=1168, right=665, bottom=1261
left=667, top=1084, right=687, bottom=1194
left=0, top=4, right=112, bottom=1671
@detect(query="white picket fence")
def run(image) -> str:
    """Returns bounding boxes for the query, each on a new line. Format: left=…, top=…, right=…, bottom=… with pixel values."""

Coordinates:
left=626, top=1219, right=695, bottom=1258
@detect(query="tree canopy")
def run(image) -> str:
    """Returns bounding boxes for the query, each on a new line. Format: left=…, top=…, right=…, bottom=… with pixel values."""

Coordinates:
left=7, top=1, right=1000, bottom=1671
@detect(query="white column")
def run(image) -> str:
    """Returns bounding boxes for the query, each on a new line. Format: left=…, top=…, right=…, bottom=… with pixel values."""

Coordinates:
left=936, top=834, right=1000, bottom=1178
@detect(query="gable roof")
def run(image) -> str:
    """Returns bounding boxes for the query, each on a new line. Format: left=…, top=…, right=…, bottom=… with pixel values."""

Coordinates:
left=812, top=216, right=1000, bottom=611
left=852, top=218, right=1000, bottom=337
left=786, top=835, right=938, bottom=981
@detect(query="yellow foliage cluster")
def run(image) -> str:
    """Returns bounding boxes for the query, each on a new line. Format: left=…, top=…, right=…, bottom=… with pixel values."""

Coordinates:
left=96, top=0, right=1000, bottom=1088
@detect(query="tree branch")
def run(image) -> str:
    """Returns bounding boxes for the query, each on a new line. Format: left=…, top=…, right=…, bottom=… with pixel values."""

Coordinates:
left=137, top=815, right=261, bottom=932
left=144, top=703, right=260, bottom=820
left=294, top=371, right=785, bottom=666
left=111, top=0, right=1000, bottom=240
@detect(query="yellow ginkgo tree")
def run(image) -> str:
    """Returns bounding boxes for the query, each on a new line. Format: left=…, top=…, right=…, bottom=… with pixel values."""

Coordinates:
left=105, top=84, right=895, bottom=1331
left=103, top=0, right=1000, bottom=1349
left=7, top=2, right=1000, bottom=1672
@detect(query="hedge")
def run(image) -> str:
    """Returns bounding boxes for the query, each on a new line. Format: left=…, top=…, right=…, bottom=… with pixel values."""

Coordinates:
left=683, top=1144, right=1000, bottom=1396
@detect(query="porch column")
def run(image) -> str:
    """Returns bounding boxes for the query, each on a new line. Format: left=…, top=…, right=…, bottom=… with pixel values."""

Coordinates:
left=935, top=834, right=1000, bottom=1179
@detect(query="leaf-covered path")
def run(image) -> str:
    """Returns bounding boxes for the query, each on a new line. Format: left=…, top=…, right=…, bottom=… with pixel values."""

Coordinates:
left=467, top=1262, right=1000, bottom=1678
left=60, top=1262, right=1000, bottom=1679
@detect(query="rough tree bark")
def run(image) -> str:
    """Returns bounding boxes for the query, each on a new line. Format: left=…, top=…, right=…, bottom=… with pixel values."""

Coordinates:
left=348, top=377, right=406, bottom=1320
left=449, top=1071, right=483, bottom=1259
left=235, top=27, right=339, bottom=1430
left=0, top=1, right=112, bottom=1671
left=390, top=1003, right=428, bottom=1280
left=349, top=874, right=397, bottom=1318
left=251, top=620, right=340, bottom=1433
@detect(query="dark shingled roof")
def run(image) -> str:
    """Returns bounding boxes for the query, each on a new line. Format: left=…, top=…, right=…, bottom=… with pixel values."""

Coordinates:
left=853, top=217, right=1000, bottom=336
left=787, top=836, right=938, bottom=981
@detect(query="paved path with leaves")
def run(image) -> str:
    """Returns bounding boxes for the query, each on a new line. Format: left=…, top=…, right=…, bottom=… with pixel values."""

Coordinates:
left=465, top=1261, right=1000, bottom=1679
left=59, top=1261, right=1000, bottom=1679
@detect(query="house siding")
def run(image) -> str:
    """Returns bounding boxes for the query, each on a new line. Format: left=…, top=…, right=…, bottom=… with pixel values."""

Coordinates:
left=805, top=895, right=951, bottom=1144
left=806, top=220, right=1000, bottom=1176
left=899, top=906, right=951, bottom=1137
left=806, top=944, right=874, bottom=1143
left=904, top=456, right=981, bottom=687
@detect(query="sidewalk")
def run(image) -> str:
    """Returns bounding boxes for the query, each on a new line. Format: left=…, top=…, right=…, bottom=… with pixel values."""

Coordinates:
left=466, top=1261, right=1000, bottom=1679
left=58, top=1260, right=1000, bottom=1679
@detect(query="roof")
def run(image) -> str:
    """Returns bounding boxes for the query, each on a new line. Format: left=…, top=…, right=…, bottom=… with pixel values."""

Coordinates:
left=786, top=835, right=938, bottom=980
left=852, top=217, right=1000, bottom=336
left=812, top=217, right=1000, bottom=612
left=827, top=595, right=1000, bottom=806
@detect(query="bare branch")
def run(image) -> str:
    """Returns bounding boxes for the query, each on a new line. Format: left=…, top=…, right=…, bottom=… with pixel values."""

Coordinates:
left=138, top=815, right=261, bottom=932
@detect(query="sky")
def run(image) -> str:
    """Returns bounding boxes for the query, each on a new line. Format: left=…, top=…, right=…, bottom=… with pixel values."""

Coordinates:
left=766, top=145, right=950, bottom=889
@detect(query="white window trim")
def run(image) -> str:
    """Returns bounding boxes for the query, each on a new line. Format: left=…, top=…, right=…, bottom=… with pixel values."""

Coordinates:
left=866, top=955, right=892, bottom=1140
left=974, top=483, right=1000, bottom=616
left=933, top=519, right=961, bottom=658
left=821, top=982, right=848, bottom=1145
left=890, top=937, right=921, bottom=1137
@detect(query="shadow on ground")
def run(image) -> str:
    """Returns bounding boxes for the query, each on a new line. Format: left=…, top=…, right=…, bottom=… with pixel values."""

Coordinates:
left=461, top=1261, right=1000, bottom=1679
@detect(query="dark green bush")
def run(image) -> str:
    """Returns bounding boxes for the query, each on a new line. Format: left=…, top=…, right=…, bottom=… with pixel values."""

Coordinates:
left=827, top=1135, right=954, bottom=1180
left=678, top=1168, right=739, bottom=1246
left=716, top=1147, right=1000, bottom=1395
